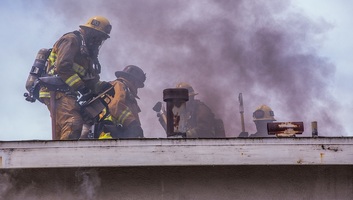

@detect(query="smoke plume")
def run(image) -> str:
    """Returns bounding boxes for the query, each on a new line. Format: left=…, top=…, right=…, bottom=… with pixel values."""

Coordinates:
left=0, top=169, right=101, bottom=200
left=45, top=0, right=343, bottom=137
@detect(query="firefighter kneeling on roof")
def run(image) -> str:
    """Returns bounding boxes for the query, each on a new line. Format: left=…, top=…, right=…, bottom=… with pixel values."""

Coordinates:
left=249, top=104, right=276, bottom=137
left=177, top=83, right=225, bottom=138
left=154, top=82, right=225, bottom=138
left=96, top=65, right=146, bottom=139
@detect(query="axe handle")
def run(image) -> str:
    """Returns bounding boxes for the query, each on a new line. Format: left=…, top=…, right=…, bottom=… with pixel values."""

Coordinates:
left=159, top=112, right=167, bottom=132
left=50, top=91, right=57, bottom=140
left=238, top=93, right=245, bottom=133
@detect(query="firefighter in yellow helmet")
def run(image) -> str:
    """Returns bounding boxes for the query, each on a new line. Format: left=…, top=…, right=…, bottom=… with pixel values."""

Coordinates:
left=249, top=104, right=276, bottom=137
left=174, top=82, right=225, bottom=138
left=96, top=65, right=146, bottom=139
left=40, top=16, right=115, bottom=140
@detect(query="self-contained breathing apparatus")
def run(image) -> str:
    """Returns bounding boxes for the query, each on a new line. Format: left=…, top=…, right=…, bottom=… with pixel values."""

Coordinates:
left=24, top=30, right=103, bottom=103
left=24, top=48, right=52, bottom=103
left=24, top=42, right=111, bottom=139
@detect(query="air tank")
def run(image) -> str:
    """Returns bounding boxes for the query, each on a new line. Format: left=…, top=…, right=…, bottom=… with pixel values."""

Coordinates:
left=25, top=48, right=50, bottom=92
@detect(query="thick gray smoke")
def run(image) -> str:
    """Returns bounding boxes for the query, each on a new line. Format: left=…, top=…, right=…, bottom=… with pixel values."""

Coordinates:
left=45, top=0, right=343, bottom=137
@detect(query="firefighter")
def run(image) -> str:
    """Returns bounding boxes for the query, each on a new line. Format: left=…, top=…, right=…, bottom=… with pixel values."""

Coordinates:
left=98, top=65, right=146, bottom=139
left=249, top=104, right=276, bottom=137
left=40, top=16, right=115, bottom=140
left=175, top=82, right=225, bottom=138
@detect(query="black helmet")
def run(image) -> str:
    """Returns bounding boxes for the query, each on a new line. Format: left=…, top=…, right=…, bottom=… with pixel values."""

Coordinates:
left=115, top=65, right=146, bottom=88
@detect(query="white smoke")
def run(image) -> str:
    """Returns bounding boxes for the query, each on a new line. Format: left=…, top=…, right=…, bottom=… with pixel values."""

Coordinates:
left=0, top=169, right=102, bottom=200
left=76, top=169, right=102, bottom=200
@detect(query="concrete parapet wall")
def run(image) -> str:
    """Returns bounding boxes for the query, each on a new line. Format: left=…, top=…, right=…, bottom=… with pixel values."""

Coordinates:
left=1, top=138, right=353, bottom=199
left=1, top=137, right=353, bottom=168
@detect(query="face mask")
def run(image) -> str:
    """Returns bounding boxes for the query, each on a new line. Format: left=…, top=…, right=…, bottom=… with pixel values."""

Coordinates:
left=83, top=29, right=108, bottom=57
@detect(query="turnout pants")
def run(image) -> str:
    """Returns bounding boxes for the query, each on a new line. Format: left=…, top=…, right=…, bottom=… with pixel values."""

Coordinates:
left=44, top=93, right=83, bottom=140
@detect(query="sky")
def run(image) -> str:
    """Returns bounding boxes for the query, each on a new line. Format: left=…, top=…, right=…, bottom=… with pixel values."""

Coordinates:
left=0, top=0, right=352, bottom=141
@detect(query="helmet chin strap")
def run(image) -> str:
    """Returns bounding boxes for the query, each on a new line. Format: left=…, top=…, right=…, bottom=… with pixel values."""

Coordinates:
left=90, top=43, right=102, bottom=74
left=93, top=57, right=101, bottom=74
left=78, top=30, right=90, bottom=57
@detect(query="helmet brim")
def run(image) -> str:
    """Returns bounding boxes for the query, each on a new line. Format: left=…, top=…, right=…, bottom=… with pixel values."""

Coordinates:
left=189, top=92, right=198, bottom=96
left=115, top=71, right=144, bottom=88
left=79, top=25, right=110, bottom=38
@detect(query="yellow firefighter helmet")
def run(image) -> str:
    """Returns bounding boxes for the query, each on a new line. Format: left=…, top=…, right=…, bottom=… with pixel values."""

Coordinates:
left=253, top=104, right=276, bottom=121
left=80, top=16, right=112, bottom=38
left=176, top=82, right=198, bottom=96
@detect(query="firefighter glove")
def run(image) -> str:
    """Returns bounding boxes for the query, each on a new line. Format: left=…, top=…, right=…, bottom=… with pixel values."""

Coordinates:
left=100, top=81, right=115, bottom=97
left=78, top=86, right=94, bottom=102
